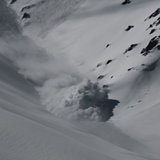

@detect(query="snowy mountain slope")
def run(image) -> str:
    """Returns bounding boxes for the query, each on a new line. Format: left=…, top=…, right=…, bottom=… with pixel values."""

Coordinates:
left=0, top=35, right=149, bottom=160
left=0, top=56, right=152, bottom=160
left=19, top=0, right=160, bottom=158
left=6, top=0, right=83, bottom=36
left=0, top=1, right=156, bottom=160
left=1, top=0, right=160, bottom=159
left=0, top=34, right=148, bottom=160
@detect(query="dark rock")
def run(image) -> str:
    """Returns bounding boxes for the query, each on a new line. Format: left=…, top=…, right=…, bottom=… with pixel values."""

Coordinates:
left=145, top=8, right=160, bottom=21
left=146, top=36, right=159, bottom=50
left=146, top=17, right=160, bottom=30
left=22, top=13, right=31, bottom=19
left=10, top=0, right=17, bottom=4
left=122, top=0, right=131, bottom=5
left=128, top=67, right=134, bottom=71
left=141, top=48, right=147, bottom=55
left=106, top=59, right=113, bottom=65
left=156, top=17, right=160, bottom=26
left=125, top=25, right=134, bottom=31
left=97, top=63, right=102, bottom=67
left=148, top=8, right=160, bottom=19
left=157, top=45, right=160, bottom=50
left=103, top=85, right=108, bottom=88
left=21, top=4, right=36, bottom=12
left=124, top=44, right=138, bottom=53
left=106, top=44, right=110, bottom=48
left=97, top=75, right=105, bottom=80
left=141, top=36, right=160, bottom=55
left=149, top=24, right=153, bottom=28
left=149, top=29, right=156, bottom=34
left=147, top=24, right=153, bottom=30
left=21, top=1, right=45, bottom=12
left=153, top=17, right=160, bottom=26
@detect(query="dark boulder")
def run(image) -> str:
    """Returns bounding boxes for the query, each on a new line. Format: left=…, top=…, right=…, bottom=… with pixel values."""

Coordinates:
left=148, top=8, right=160, bottom=19
left=122, top=0, right=131, bottom=5
left=97, top=63, right=102, bottom=67
left=97, top=75, right=105, bottom=80
left=149, top=29, right=156, bottom=34
left=106, top=44, right=110, bottom=48
left=125, top=25, right=134, bottom=31
left=10, top=0, right=17, bottom=4
left=124, top=44, right=138, bottom=54
left=22, top=13, right=31, bottom=19
left=106, top=59, right=113, bottom=65
left=141, top=36, right=160, bottom=55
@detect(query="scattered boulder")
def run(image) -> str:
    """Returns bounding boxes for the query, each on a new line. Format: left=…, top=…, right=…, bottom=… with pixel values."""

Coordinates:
left=97, top=63, right=102, bottom=67
left=146, top=17, right=160, bottom=30
left=97, top=75, right=105, bottom=80
left=124, top=44, right=138, bottom=53
left=148, top=8, right=160, bottom=19
left=106, top=44, right=110, bottom=48
left=125, top=25, right=134, bottom=31
left=157, top=45, right=160, bottom=50
left=22, top=13, right=31, bottom=19
left=149, top=29, right=156, bottom=34
left=155, top=17, right=160, bottom=26
left=21, top=4, right=36, bottom=12
left=128, top=67, right=134, bottom=71
left=10, top=0, right=16, bottom=4
left=106, top=59, right=113, bottom=65
left=102, top=85, right=108, bottom=88
left=153, top=17, right=160, bottom=26
left=141, top=36, right=160, bottom=55
left=21, top=1, right=45, bottom=12
left=122, top=0, right=131, bottom=5
left=147, top=24, right=153, bottom=30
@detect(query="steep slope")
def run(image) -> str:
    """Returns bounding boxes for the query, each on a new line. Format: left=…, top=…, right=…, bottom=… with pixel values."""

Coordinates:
left=27, top=0, right=160, bottom=158
left=0, top=1, right=154, bottom=160
left=2, top=0, right=160, bottom=159
left=7, top=0, right=82, bottom=36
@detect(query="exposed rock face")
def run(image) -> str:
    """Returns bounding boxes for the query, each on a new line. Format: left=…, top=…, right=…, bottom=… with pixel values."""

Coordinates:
left=150, top=29, right=156, bottom=34
left=106, top=44, right=110, bottom=48
left=125, top=25, right=134, bottom=31
left=141, top=36, right=160, bottom=55
left=22, top=13, right=31, bottom=19
left=124, top=44, right=138, bottom=54
left=10, top=0, right=17, bottom=4
left=147, top=8, right=160, bottom=20
left=97, top=63, right=102, bottom=67
left=145, top=8, right=160, bottom=36
left=97, top=75, right=105, bottom=80
left=121, top=0, right=131, bottom=5
left=106, top=59, right=113, bottom=65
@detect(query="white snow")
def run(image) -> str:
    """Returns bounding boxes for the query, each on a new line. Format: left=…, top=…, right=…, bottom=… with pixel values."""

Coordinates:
left=1, top=0, right=160, bottom=159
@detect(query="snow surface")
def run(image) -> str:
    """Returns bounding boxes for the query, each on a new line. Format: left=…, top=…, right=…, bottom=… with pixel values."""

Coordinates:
left=1, top=0, right=160, bottom=159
